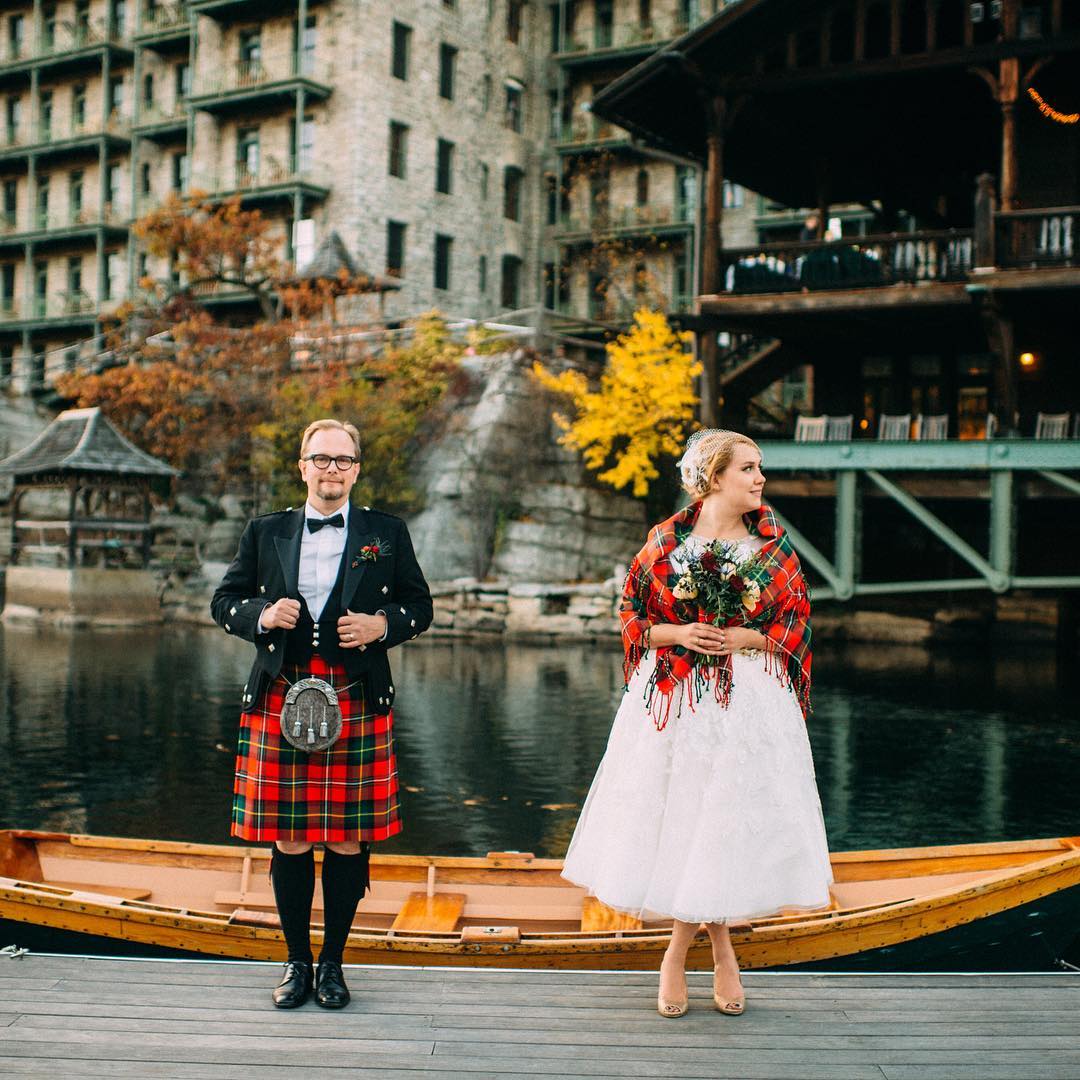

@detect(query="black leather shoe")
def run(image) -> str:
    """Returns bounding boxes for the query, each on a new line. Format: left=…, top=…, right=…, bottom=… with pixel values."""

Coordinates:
left=315, top=960, right=350, bottom=1008
left=272, top=960, right=313, bottom=1008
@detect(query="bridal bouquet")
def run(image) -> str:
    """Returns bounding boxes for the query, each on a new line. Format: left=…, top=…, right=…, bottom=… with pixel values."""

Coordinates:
left=671, top=540, right=768, bottom=622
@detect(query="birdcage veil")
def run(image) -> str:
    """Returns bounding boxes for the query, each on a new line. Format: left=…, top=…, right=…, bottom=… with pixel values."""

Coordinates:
left=676, top=428, right=731, bottom=494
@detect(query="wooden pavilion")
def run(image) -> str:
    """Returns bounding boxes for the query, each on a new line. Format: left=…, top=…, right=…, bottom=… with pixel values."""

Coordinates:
left=592, top=0, right=1080, bottom=437
left=0, top=407, right=178, bottom=620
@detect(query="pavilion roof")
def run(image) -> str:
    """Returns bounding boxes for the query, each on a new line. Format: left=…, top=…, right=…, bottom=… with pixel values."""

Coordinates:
left=0, top=407, right=180, bottom=481
left=296, top=231, right=402, bottom=293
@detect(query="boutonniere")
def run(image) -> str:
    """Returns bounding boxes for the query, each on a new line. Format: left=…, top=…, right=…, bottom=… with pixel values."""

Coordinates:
left=353, top=538, right=388, bottom=568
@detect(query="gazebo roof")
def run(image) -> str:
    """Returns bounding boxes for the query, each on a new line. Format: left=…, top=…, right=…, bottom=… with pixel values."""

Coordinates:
left=0, top=407, right=180, bottom=481
left=295, top=231, right=402, bottom=293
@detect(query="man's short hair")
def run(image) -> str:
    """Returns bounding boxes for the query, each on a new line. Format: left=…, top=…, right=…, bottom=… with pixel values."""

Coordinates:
left=299, top=419, right=361, bottom=458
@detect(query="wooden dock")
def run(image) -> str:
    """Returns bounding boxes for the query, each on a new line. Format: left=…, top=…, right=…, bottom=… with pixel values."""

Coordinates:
left=0, top=954, right=1077, bottom=1079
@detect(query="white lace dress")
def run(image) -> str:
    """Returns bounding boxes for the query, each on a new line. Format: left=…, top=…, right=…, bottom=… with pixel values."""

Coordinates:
left=562, top=534, right=833, bottom=924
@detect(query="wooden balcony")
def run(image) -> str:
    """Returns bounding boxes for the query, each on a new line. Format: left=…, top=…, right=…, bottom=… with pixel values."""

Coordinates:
left=0, top=118, right=131, bottom=164
left=0, top=20, right=133, bottom=85
left=191, top=161, right=329, bottom=208
left=189, top=61, right=331, bottom=116
left=132, top=104, right=189, bottom=142
left=552, top=11, right=708, bottom=68
left=133, top=4, right=192, bottom=53
left=554, top=204, right=695, bottom=243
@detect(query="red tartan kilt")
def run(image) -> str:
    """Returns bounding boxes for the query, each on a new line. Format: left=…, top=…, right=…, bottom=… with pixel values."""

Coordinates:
left=231, top=655, right=402, bottom=843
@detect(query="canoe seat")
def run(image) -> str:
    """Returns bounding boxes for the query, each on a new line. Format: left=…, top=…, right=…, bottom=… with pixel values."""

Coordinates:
left=49, top=881, right=152, bottom=901
left=580, top=896, right=643, bottom=933
left=391, top=892, right=466, bottom=933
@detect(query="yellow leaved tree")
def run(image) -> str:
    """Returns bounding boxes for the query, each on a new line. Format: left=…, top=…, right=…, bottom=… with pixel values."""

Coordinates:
left=533, top=309, right=700, bottom=498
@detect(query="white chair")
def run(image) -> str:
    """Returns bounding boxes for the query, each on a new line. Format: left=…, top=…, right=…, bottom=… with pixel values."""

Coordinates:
left=877, top=413, right=911, bottom=440
left=1072, top=413, right=1080, bottom=439
left=1034, top=412, right=1070, bottom=439
left=913, top=414, right=948, bottom=440
left=985, top=413, right=998, bottom=439
left=794, top=415, right=827, bottom=442
left=825, top=415, right=853, bottom=441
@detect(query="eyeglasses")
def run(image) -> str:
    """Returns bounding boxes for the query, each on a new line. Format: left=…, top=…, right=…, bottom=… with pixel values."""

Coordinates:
left=303, top=454, right=359, bottom=470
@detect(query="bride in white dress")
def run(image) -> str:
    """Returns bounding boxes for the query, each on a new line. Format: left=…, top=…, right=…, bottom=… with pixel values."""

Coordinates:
left=562, top=429, right=832, bottom=1018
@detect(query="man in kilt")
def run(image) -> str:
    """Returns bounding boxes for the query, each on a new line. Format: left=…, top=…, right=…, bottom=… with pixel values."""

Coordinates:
left=212, top=418, right=432, bottom=1009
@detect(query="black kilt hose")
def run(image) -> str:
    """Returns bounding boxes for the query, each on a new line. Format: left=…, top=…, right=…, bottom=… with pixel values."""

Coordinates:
left=211, top=504, right=433, bottom=843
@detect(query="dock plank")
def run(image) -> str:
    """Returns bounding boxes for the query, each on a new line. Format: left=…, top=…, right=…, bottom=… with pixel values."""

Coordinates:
left=0, top=954, right=1075, bottom=1079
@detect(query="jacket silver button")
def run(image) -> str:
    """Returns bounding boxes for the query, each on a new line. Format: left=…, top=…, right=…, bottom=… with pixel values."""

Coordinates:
left=225, top=624, right=231, bottom=632
left=268, top=643, right=275, bottom=653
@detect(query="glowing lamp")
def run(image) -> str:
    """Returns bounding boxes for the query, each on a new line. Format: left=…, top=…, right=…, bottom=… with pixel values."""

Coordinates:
left=859, top=418, right=869, bottom=430
left=1019, top=352, right=1036, bottom=368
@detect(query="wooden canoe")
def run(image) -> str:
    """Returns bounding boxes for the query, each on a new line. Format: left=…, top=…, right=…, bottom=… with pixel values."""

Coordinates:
left=1, top=830, right=1078, bottom=971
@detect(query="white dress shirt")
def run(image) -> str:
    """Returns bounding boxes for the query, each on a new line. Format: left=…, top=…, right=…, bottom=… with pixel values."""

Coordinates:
left=299, top=499, right=349, bottom=621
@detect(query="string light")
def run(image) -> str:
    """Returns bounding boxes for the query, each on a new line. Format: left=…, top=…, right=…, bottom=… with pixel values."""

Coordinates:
left=1027, top=87, right=1079, bottom=125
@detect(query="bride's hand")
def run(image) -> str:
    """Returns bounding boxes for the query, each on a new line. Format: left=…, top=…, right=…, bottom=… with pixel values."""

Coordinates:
left=678, top=622, right=728, bottom=654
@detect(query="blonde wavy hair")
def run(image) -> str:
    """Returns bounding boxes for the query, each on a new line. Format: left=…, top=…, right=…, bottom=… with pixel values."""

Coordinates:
left=677, top=429, right=761, bottom=499
left=299, top=418, right=361, bottom=459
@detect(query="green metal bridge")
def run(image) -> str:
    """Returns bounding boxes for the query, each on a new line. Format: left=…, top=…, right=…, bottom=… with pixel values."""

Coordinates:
left=757, top=440, right=1080, bottom=601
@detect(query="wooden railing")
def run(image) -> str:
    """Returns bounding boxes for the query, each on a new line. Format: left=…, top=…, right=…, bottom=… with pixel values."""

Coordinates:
left=718, top=231, right=974, bottom=294
left=995, top=206, right=1079, bottom=269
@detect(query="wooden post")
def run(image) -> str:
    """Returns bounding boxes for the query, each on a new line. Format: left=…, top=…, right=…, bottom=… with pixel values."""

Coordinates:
left=67, top=480, right=77, bottom=568
left=974, top=172, right=997, bottom=268
left=980, top=297, right=1019, bottom=435
left=10, top=486, right=21, bottom=566
left=998, top=58, right=1019, bottom=210
left=697, top=99, right=726, bottom=428
left=926, top=0, right=937, bottom=51
left=854, top=0, right=866, bottom=60
left=816, top=158, right=830, bottom=239
left=889, top=0, right=901, bottom=55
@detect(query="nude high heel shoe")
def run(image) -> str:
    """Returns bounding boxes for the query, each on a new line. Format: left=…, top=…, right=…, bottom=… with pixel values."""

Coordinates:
left=657, top=992, right=689, bottom=1019
left=713, top=964, right=745, bottom=1015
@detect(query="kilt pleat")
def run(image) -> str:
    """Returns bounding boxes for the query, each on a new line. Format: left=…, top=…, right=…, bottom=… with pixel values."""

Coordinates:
left=231, top=655, right=402, bottom=843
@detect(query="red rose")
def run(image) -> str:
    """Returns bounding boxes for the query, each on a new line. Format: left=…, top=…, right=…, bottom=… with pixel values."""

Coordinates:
left=700, top=551, right=718, bottom=573
left=371, top=546, right=380, bottom=554
left=729, top=575, right=744, bottom=592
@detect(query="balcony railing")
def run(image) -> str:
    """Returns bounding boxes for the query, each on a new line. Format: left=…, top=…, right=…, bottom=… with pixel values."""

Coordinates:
left=229, top=159, right=316, bottom=191
left=718, top=231, right=975, bottom=294
left=557, top=203, right=696, bottom=237
left=555, top=9, right=711, bottom=57
left=194, top=59, right=322, bottom=98
left=0, top=291, right=97, bottom=322
left=29, top=18, right=128, bottom=60
left=138, top=3, right=190, bottom=34
left=995, top=206, right=1079, bottom=269
left=134, top=103, right=189, bottom=128
left=0, top=115, right=131, bottom=153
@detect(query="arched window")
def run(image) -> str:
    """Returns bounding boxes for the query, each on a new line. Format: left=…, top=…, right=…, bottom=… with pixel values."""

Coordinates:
left=900, top=0, right=927, bottom=53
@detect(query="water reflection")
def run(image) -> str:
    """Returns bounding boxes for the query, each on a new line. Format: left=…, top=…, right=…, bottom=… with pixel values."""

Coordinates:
left=0, top=624, right=1077, bottom=857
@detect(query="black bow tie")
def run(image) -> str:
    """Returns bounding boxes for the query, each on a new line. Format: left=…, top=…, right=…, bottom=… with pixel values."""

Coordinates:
left=307, top=513, right=345, bottom=533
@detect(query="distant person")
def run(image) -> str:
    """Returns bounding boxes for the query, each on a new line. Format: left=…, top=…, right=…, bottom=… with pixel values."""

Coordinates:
left=799, top=213, right=820, bottom=242
left=562, top=429, right=831, bottom=1019
left=212, top=419, right=432, bottom=1010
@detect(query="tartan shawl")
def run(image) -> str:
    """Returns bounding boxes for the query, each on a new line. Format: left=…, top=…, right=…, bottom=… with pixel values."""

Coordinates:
left=620, top=500, right=812, bottom=729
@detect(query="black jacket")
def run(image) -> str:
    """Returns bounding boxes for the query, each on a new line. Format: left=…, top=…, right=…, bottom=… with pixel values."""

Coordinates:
left=210, top=504, right=433, bottom=713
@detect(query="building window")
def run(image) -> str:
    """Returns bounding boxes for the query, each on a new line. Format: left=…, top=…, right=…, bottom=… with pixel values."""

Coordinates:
left=505, top=81, right=524, bottom=132
left=294, top=14, right=316, bottom=75
left=546, top=174, right=558, bottom=225
left=110, top=0, right=126, bottom=35
left=675, top=165, right=696, bottom=221
left=595, top=0, right=614, bottom=47
left=8, top=15, right=25, bottom=59
left=104, top=251, right=122, bottom=301
left=36, top=176, right=49, bottom=228
left=239, top=28, right=261, bottom=64
left=142, top=73, right=154, bottom=111
left=639, top=0, right=652, bottom=27
left=722, top=179, right=743, bottom=208
left=137, top=251, right=149, bottom=283
left=140, top=161, right=151, bottom=195
left=386, top=220, right=406, bottom=277
left=2, top=178, right=16, bottom=226
left=478, top=253, right=487, bottom=294
left=482, top=73, right=492, bottom=113
left=391, top=20, right=411, bottom=80
left=438, top=43, right=457, bottom=100
left=72, top=84, right=87, bottom=129
left=388, top=121, right=408, bottom=178
left=105, top=163, right=121, bottom=208
left=436, top=138, right=454, bottom=194
left=503, top=166, right=523, bottom=221
left=5, top=97, right=21, bottom=144
left=108, top=76, right=124, bottom=117
left=67, top=256, right=82, bottom=299
left=34, top=261, right=48, bottom=316
left=290, top=113, right=314, bottom=173
left=69, top=170, right=84, bottom=220
left=0, top=345, right=11, bottom=383
left=175, top=62, right=191, bottom=101
left=171, top=151, right=188, bottom=192
left=507, top=0, right=524, bottom=43
left=42, top=5, right=57, bottom=51
left=636, top=168, right=649, bottom=207
left=501, top=254, right=522, bottom=308
left=236, top=127, right=260, bottom=183
left=40, top=90, right=53, bottom=139
left=434, top=233, right=452, bottom=290
left=75, top=0, right=90, bottom=37
left=480, top=162, right=489, bottom=200
left=0, top=263, right=14, bottom=316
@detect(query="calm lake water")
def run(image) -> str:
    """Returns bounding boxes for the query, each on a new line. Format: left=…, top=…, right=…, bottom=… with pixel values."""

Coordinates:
left=0, top=623, right=1078, bottom=858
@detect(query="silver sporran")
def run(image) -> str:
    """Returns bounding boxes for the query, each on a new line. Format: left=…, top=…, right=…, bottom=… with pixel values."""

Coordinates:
left=280, top=677, right=343, bottom=752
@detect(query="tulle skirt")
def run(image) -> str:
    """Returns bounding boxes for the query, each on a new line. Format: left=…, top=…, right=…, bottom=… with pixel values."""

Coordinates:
left=562, top=651, right=833, bottom=924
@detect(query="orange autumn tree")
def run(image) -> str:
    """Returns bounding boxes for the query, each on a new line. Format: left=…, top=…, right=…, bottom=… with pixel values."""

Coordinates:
left=532, top=308, right=699, bottom=498
left=56, top=195, right=403, bottom=496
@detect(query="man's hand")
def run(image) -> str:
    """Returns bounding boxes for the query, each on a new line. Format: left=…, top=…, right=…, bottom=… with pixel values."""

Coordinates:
left=260, top=598, right=301, bottom=631
left=338, top=609, right=388, bottom=648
